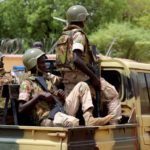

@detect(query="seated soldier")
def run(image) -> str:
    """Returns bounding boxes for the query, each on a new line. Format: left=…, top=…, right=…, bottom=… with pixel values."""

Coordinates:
left=18, top=48, right=114, bottom=127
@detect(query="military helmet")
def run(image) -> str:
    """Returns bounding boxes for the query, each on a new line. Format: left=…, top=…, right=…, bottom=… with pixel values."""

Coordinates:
left=66, top=5, right=89, bottom=23
left=23, top=48, right=45, bottom=70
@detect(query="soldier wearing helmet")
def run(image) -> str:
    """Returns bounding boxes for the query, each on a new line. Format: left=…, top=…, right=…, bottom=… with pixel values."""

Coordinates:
left=18, top=48, right=114, bottom=126
left=66, top=5, right=89, bottom=24
left=55, top=5, right=121, bottom=125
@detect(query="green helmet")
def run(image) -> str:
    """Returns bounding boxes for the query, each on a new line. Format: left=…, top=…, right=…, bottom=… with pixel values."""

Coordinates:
left=66, top=5, right=89, bottom=23
left=23, top=48, right=45, bottom=70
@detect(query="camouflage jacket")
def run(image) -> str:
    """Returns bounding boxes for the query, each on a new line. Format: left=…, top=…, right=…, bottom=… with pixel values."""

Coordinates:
left=18, top=73, right=61, bottom=125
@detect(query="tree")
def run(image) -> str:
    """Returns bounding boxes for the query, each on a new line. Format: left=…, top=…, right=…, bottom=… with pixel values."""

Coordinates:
left=123, top=0, right=150, bottom=29
left=52, top=0, right=128, bottom=33
left=0, top=0, right=55, bottom=52
left=89, top=22, right=150, bottom=62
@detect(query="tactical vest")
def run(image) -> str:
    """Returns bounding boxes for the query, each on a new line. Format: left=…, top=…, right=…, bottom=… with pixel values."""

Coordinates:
left=55, top=28, right=94, bottom=70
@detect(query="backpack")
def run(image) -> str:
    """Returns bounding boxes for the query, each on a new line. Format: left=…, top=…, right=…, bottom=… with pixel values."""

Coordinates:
left=55, top=29, right=83, bottom=70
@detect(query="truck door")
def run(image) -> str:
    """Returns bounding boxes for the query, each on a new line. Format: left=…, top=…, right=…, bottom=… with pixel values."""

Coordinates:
left=137, top=72, right=150, bottom=150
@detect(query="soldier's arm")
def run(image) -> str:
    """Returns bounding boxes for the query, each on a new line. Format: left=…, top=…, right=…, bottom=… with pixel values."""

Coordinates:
left=18, top=80, right=50, bottom=113
left=18, top=94, right=40, bottom=113
left=18, top=80, right=40, bottom=113
left=19, top=92, right=54, bottom=113
left=73, top=50, right=97, bottom=80
left=72, top=32, right=98, bottom=80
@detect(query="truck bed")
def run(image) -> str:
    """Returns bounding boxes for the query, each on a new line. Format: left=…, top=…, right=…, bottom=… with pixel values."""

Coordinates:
left=0, top=124, right=138, bottom=150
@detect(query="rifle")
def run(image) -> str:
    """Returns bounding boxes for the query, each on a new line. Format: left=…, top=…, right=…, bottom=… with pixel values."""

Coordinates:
left=35, top=76, right=65, bottom=120
left=91, top=45, right=101, bottom=117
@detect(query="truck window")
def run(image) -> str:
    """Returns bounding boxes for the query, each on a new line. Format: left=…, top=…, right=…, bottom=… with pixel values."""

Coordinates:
left=101, top=70, right=136, bottom=101
left=138, top=73, right=150, bottom=114
left=101, top=70, right=121, bottom=97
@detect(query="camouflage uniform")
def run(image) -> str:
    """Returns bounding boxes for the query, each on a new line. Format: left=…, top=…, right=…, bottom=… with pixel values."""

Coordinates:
left=18, top=73, right=81, bottom=127
left=58, top=25, right=121, bottom=124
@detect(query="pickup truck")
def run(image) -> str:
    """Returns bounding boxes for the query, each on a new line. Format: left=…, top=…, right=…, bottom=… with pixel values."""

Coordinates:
left=0, top=54, right=149, bottom=150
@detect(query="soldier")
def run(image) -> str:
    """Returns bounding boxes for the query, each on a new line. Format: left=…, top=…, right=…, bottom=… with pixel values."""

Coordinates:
left=18, top=48, right=114, bottom=127
left=55, top=5, right=121, bottom=124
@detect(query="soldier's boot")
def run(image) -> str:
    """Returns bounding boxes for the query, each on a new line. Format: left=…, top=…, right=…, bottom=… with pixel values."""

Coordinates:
left=83, top=109, right=114, bottom=126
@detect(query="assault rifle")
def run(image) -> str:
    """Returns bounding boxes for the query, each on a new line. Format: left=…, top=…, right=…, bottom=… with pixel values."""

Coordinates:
left=35, top=76, right=65, bottom=120
left=91, top=45, right=101, bottom=117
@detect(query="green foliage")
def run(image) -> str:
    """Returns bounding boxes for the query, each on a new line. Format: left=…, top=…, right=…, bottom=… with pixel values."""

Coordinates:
left=124, top=0, right=150, bottom=29
left=0, top=0, right=27, bottom=37
left=136, top=14, right=150, bottom=29
left=0, top=0, right=129, bottom=52
left=0, top=0, right=55, bottom=52
left=0, top=0, right=150, bottom=63
left=134, top=41, right=150, bottom=62
left=53, top=0, right=128, bottom=33
left=25, top=0, right=53, bottom=39
left=89, top=22, right=150, bottom=62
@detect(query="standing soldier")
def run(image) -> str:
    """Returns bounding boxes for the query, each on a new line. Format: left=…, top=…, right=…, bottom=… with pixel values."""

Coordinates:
left=55, top=5, right=121, bottom=124
left=18, top=48, right=114, bottom=126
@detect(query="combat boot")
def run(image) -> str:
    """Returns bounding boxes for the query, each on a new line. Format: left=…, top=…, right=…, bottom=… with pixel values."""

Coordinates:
left=83, top=109, right=114, bottom=126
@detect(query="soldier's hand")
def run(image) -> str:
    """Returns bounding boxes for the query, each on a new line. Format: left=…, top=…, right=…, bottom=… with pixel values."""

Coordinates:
left=38, top=92, right=54, bottom=103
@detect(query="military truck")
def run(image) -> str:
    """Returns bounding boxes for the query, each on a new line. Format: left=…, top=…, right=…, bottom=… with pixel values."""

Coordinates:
left=0, top=54, right=149, bottom=150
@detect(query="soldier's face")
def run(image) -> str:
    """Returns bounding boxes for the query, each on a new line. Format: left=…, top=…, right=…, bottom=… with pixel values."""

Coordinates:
left=37, top=55, right=49, bottom=73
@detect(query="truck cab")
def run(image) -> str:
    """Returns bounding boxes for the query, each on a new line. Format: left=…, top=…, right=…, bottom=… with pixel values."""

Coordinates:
left=0, top=54, right=149, bottom=150
left=99, top=56, right=150, bottom=150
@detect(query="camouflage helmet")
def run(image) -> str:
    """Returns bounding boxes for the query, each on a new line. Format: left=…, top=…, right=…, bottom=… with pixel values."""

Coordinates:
left=66, top=5, right=89, bottom=23
left=23, top=48, right=45, bottom=70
